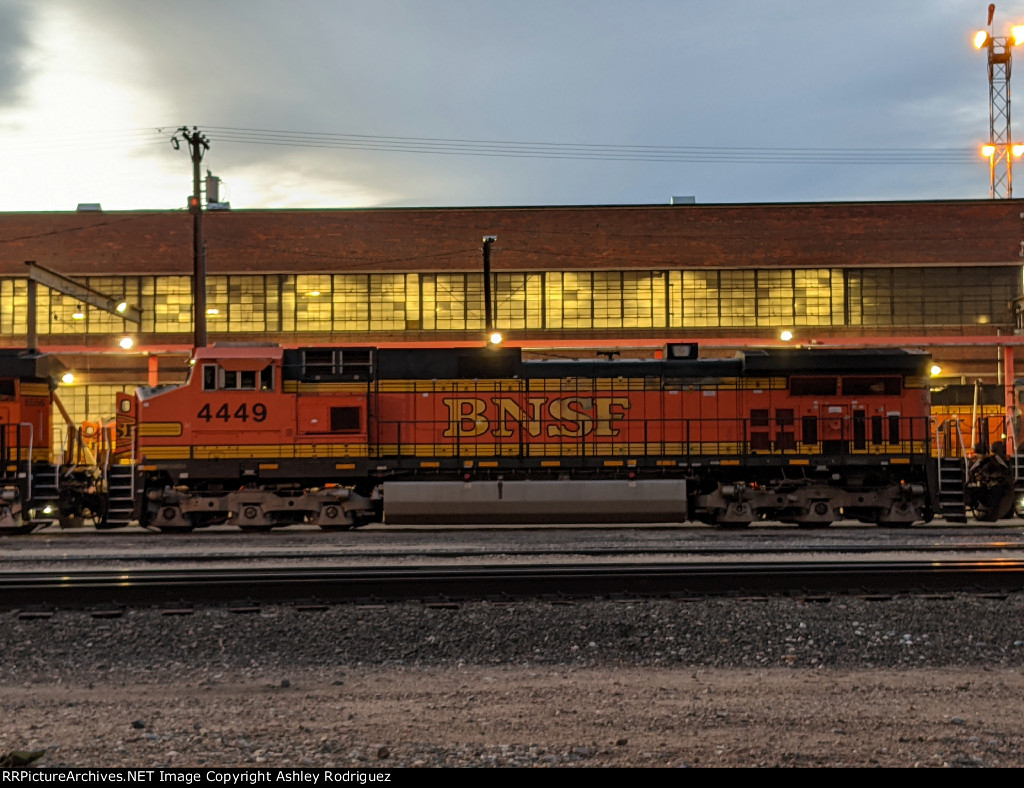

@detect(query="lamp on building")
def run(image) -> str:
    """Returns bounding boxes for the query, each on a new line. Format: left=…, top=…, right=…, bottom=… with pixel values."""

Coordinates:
left=779, top=329, right=794, bottom=342
left=118, top=336, right=134, bottom=350
left=930, top=364, right=943, bottom=377
left=60, top=372, right=74, bottom=385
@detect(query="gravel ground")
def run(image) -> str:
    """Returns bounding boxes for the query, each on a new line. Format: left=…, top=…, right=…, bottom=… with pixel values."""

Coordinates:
left=4, top=594, right=1024, bottom=768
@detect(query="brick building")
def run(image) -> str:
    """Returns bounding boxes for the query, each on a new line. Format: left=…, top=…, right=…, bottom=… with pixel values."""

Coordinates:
left=0, top=198, right=1020, bottom=424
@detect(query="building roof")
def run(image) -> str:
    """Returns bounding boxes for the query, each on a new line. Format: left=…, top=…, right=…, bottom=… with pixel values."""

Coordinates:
left=0, top=199, right=1019, bottom=277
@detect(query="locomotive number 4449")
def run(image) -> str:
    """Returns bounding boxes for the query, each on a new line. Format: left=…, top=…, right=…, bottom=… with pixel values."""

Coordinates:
left=197, top=403, right=268, bottom=422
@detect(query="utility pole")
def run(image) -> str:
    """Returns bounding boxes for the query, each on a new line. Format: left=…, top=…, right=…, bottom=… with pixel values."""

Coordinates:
left=171, top=127, right=210, bottom=348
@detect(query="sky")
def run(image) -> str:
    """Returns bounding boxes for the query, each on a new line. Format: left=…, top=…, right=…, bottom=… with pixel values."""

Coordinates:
left=0, top=0, right=1018, bottom=211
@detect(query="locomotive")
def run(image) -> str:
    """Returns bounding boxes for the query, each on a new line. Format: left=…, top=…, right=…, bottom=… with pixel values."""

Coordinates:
left=0, top=350, right=105, bottom=532
left=0, top=342, right=1019, bottom=532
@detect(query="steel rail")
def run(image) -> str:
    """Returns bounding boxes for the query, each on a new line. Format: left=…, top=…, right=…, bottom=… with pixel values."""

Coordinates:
left=4, top=559, right=1024, bottom=610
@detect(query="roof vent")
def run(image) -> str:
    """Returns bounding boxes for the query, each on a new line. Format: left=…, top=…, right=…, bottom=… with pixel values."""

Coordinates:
left=76, top=203, right=102, bottom=212
left=670, top=196, right=695, bottom=205
left=207, top=202, right=231, bottom=211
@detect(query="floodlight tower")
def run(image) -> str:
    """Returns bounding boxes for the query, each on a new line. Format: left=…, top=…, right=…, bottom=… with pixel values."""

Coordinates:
left=975, top=4, right=1024, bottom=197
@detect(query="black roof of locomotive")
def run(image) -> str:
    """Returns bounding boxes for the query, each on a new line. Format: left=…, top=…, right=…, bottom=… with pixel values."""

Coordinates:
left=739, top=348, right=930, bottom=376
left=930, top=383, right=1005, bottom=406
left=371, top=346, right=930, bottom=380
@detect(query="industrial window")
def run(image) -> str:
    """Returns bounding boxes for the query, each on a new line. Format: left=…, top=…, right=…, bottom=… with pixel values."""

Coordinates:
left=209, top=275, right=280, bottom=333
left=141, top=276, right=193, bottom=333
left=332, top=274, right=370, bottom=330
left=622, top=271, right=666, bottom=328
left=38, top=276, right=135, bottom=336
left=546, top=272, right=594, bottom=329
left=0, top=279, right=28, bottom=335
left=295, top=274, right=334, bottom=331
left=794, top=269, right=840, bottom=327
left=369, top=274, right=414, bottom=331
left=681, top=271, right=719, bottom=327
left=757, top=270, right=794, bottom=326
left=494, top=273, right=543, bottom=330
left=592, top=272, right=621, bottom=328
left=720, top=271, right=755, bottom=327
left=423, top=274, right=481, bottom=331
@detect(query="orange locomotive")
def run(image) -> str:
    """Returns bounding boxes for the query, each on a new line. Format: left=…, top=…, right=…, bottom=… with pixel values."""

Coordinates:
left=114, top=343, right=938, bottom=530
left=0, top=350, right=105, bottom=531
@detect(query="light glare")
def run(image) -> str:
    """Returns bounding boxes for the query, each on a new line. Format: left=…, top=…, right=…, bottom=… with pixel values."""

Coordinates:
left=118, top=336, right=134, bottom=350
left=930, top=364, right=942, bottom=377
left=983, top=144, right=997, bottom=157
left=975, top=30, right=990, bottom=48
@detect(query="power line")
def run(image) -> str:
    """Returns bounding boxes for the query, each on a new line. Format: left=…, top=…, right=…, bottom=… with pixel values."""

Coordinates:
left=202, top=126, right=978, bottom=165
left=0, top=125, right=983, bottom=166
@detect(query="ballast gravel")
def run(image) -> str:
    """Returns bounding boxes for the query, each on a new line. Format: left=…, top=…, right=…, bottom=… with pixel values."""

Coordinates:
left=3, top=594, right=1024, bottom=768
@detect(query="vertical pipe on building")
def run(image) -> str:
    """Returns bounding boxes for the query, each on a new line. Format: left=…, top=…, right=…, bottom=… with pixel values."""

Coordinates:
left=1005, top=345, right=1017, bottom=453
left=25, top=269, right=37, bottom=352
left=482, top=236, right=495, bottom=335
left=148, top=355, right=160, bottom=387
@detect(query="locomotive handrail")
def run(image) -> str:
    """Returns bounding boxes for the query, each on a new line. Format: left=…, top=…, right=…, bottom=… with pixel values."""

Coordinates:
left=371, top=414, right=931, bottom=464
left=936, top=415, right=971, bottom=481
left=1007, top=410, right=1021, bottom=486
left=18, top=421, right=33, bottom=501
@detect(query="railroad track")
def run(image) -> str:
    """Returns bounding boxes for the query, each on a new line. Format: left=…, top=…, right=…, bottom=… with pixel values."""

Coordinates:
left=5, top=558, right=1024, bottom=611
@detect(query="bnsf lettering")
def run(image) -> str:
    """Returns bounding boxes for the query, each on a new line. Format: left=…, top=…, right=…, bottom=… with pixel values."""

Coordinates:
left=197, top=403, right=268, bottom=422
left=441, top=396, right=631, bottom=438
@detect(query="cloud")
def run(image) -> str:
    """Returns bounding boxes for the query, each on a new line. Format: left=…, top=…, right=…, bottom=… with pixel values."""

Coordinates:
left=0, top=0, right=1011, bottom=208
left=0, top=0, right=37, bottom=107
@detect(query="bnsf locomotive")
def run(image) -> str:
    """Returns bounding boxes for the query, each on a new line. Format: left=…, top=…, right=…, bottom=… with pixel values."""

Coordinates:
left=0, top=343, right=1018, bottom=533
